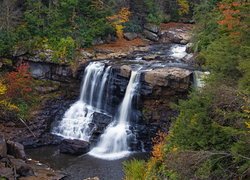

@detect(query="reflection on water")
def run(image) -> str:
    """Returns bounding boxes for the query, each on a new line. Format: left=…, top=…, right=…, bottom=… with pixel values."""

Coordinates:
left=26, top=146, right=149, bottom=180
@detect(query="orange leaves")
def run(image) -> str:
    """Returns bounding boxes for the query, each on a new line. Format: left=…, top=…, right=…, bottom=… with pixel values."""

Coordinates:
left=107, top=8, right=131, bottom=39
left=4, top=63, right=33, bottom=100
left=217, top=2, right=241, bottom=30
left=152, top=131, right=167, bottom=161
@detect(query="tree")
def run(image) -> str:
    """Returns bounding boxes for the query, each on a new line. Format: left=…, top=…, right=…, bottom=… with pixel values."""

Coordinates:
left=0, top=0, right=22, bottom=31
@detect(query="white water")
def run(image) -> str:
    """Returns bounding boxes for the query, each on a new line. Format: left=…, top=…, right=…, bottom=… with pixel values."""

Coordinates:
left=89, top=71, right=141, bottom=160
left=170, top=44, right=187, bottom=59
left=52, top=62, right=111, bottom=141
left=193, top=71, right=210, bottom=89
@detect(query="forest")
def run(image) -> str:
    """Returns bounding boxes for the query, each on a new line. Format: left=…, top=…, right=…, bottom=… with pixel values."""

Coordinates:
left=0, top=0, right=249, bottom=180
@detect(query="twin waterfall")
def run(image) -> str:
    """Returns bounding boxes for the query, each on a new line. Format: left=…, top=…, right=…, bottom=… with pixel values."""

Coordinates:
left=53, top=62, right=140, bottom=160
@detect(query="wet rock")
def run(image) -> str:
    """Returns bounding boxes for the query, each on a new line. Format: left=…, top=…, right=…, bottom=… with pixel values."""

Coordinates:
left=144, top=23, right=160, bottom=34
left=119, top=65, right=131, bottom=78
left=92, top=112, right=112, bottom=134
left=59, top=139, right=90, bottom=155
left=142, top=54, right=159, bottom=61
left=7, top=141, right=26, bottom=160
left=143, top=30, right=159, bottom=42
left=124, top=32, right=138, bottom=41
left=0, top=135, right=7, bottom=158
left=10, top=158, right=34, bottom=177
left=143, top=67, right=192, bottom=90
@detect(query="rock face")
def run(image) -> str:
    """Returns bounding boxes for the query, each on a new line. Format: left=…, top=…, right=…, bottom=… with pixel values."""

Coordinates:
left=144, top=23, right=160, bottom=34
left=59, top=139, right=90, bottom=155
left=144, top=67, right=192, bottom=91
left=160, top=23, right=193, bottom=44
left=143, top=29, right=159, bottom=42
left=6, top=140, right=26, bottom=160
left=124, top=32, right=138, bottom=41
left=119, top=65, right=132, bottom=78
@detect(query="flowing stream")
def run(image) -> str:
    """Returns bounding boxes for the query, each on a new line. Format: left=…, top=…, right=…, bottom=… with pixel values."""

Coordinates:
left=89, top=71, right=141, bottom=160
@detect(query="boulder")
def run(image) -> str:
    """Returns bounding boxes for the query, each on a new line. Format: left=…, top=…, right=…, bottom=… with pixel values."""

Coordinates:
left=143, top=67, right=192, bottom=90
left=124, top=32, right=138, bottom=41
left=0, top=135, right=7, bottom=158
left=119, top=65, right=131, bottom=78
left=10, top=158, right=34, bottom=177
left=161, top=29, right=191, bottom=45
left=142, top=54, right=159, bottom=61
left=92, top=112, right=112, bottom=134
left=143, top=30, right=159, bottom=42
left=59, top=139, right=90, bottom=155
left=6, top=140, right=26, bottom=160
left=144, top=23, right=160, bottom=34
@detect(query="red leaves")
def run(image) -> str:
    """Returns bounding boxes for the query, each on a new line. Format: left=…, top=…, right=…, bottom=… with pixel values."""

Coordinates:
left=217, top=2, right=241, bottom=30
left=4, top=63, right=33, bottom=100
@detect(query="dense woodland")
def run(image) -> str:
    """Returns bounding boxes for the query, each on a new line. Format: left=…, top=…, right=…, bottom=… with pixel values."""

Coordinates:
left=0, top=0, right=249, bottom=179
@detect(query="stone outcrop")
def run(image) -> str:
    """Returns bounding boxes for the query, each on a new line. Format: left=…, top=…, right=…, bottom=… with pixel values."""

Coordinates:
left=59, top=139, right=90, bottom=155
left=143, top=67, right=192, bottom=91
left=6, top=140, right=26, bottom=160
left=124, top=32, right=138, bottom=41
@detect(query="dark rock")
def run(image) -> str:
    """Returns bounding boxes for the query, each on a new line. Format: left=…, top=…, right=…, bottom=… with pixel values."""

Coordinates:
left=144, top=23, right=160, bottom=34
left=143, top=30, right=159, bottom=42
left=92, top=112, right=112, bottom=134
left=10, top=158, right=34, bottom=177
left=59, top=139, right=90, bottom=155
left=0, top=135, right=7, bottom=158
left=6, top=141, right=26, bottom=160
left=0, top=167, right=14, bottom=179
left=124, top=32, right=138, bottom=41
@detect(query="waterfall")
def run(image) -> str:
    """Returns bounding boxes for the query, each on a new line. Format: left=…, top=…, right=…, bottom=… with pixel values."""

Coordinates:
left=89, top=71, right=141, bottom=160
left=52, top=62, right=111, bottom=141
left=193, top=71, right=210, bottom=89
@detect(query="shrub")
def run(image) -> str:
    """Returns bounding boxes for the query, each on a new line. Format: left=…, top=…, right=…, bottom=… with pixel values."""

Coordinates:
left=4, top=63, right=33, bottom=101
left=123, top=159, right=146, bottom=180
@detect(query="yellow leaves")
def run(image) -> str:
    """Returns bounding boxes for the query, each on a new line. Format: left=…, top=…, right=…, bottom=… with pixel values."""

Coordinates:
left=0, top=81, right=7, bottom=95
left=0, top=100, right=19, bottom=112
left=245, top=122, right=250, bottom=129
left=177, top=0, right=189, bottom=15
left=107, top=7, right=131, bottom=39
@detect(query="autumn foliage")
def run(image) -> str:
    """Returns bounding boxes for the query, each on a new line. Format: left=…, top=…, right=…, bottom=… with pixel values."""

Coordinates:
left=107, top=8, right=131, bottom=39
left=218, top=2, right=241, bottom=30
left=152, top=131, right=167, bottom=161
left=4, top=63, right=33, bottom=100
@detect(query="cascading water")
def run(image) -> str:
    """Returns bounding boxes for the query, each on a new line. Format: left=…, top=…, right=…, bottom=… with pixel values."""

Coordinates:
left=89, top=71, right=141, bottom=160
left=52, top=62, right=111, bottom=141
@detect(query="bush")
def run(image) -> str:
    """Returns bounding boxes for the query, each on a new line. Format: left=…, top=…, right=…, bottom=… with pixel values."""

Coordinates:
left=123, top=160, right=146, bottom=180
